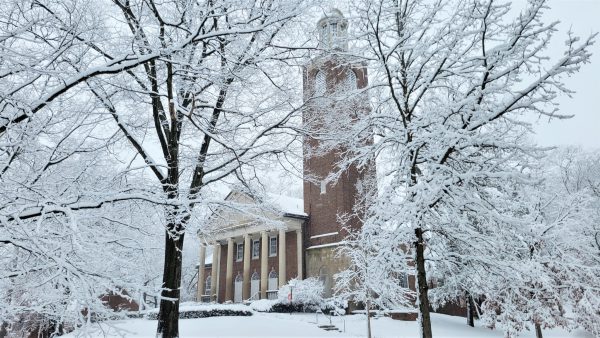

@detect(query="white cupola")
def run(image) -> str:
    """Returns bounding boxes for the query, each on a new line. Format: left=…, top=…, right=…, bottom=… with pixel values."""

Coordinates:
left=317, top=9, right=348, bottom=52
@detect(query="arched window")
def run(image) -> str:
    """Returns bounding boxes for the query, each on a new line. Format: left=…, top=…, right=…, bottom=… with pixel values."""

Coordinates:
left=268, top=268, right=278, bottom=291
left=250, top=271, right=260, bottom=300
left=234, top=272, right=243, bottom=303
left=204, top=276, right=212, bottom=295
left=315, top=71, right=326, bottom=96
left=319, top=266, right=332, bottom=297
left=344, top=69, right=357, bottom=91
left=399, top=272, right=408, bottom=289
left=251, top=271, right=260, bottom=280
left=318, top=266, right=328, bottom=285
left=267, top=268, right=279, bottom=299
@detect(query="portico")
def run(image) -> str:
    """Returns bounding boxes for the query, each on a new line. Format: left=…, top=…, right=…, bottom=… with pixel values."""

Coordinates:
left=196, top=191, right=306, bottom=303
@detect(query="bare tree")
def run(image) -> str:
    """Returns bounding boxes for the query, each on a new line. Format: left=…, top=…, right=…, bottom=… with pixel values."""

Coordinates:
left=335, top=226, right=415, bottom=338
left=321, top=1, right=596, bottom=337
left=1, top=0, right=314, bottom=336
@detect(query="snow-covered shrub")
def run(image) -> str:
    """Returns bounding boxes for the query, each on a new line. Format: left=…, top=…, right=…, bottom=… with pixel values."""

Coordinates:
left=248, top=299, right=278, bottom=312
left=144, top=303, right=252, bottom=319
left=321, top=298, right=348, bottom=316
left=249, top=278, right=330, bottom=313
left=277, top=278, right=324, bottom=307
left=270, top=302, right=306, bottom=313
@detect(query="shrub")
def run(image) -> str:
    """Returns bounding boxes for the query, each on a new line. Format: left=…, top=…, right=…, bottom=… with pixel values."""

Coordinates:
left=249, top=278, right=347, bottom=313
left=144, top=303, right=252, bottom=319
left=278, top=277, right=324, bottom=306
left=248, top=299, right=277, bottom=312
left=321, top=298, right=348, bottom=316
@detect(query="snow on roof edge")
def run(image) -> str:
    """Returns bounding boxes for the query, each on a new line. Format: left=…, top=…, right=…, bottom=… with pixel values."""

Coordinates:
left=266, top=193, right=306, bottom=217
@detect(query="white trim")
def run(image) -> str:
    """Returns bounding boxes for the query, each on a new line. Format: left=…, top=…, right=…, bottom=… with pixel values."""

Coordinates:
left=310, top=232, right=338, bottom=239
left=306, top=242, right=342, bottom=250
left=209, top=217, right=303, bottom=242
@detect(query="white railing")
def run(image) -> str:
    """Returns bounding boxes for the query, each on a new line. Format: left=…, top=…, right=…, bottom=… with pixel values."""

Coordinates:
left=266, top=290, right=278, bottom=300
left=315, top=308, right=346, bottom=333
left=245, top=291, right=261, bottom=303
left=198, top=294, right=213, bottom=303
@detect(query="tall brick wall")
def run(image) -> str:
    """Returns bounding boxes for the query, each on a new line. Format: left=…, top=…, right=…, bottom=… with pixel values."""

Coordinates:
left=302, top=57, right=371, bottom=290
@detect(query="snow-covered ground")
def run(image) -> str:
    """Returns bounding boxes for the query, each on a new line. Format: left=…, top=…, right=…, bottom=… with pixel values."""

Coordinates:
left=64, top=311, right=593, bottom=338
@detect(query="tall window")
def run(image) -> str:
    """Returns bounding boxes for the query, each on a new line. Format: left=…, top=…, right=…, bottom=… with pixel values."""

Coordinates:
left=344, top=70, right=357, bottom=91
left=319, top=266, right=332, bottom=297
left=399, top=272, right=409, bottom=288
left=234, top=272, right=243, bottom=303
left=315, top=71, right=326, bottom=96
left=236, top=243, right=244, bottom=262
left=318, top=266, right=328, bottom=285
left=252, top=239, right=260, bottom=259
left=269, top=236, right=277, bottom=257
left=331, top=23, right=338, bottom=39
left=250, top=271, right=260, bottom=300
left=204, top=276, right=211, bottom=295
left=251, top=271, right=260, bottom=280
left=268, top=269, right=278, bottom=291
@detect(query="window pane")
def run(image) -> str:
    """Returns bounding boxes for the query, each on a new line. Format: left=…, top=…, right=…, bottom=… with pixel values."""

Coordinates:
left=252, top=240, right=259, bottom=258
left=345, top=70, right=356, bottom=91
left=205, top=276, right=211, bottom=294
left=269, top=237, right=277, bottom=256
left=236, top=243, right=244, bottom=261
left=315, top=71, right=326, bottom=96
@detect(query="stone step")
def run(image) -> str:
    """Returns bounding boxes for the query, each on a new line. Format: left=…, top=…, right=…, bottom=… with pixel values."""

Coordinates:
left=318, top=325, right=339, bottom=331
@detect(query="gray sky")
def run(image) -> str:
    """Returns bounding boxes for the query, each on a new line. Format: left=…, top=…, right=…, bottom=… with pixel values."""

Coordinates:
left=525, top=0, right=600, bottom=148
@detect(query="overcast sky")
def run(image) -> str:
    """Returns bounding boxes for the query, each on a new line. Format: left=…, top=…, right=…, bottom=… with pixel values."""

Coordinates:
left=524, top=0, right=600, bottom=148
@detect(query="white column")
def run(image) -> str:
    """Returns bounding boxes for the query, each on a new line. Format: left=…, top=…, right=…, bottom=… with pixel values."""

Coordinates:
left=260, top=231, right=268, bottom=299
left=278, top=229, right=286, bottom=287
left=197, top=244, right=206, bottom=301
left=296, top=229, right=303, bottom=280
left=211, top=243, right=220, bottom=302
left=225, top=237, right=234, bottom=301
left=243, top=234, right=251, bottom=300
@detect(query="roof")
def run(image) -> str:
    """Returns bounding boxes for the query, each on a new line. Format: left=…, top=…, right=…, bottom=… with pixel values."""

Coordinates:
left=198, top=190, right=307, bottom=239
left=266, top=193, right=306, bottom=217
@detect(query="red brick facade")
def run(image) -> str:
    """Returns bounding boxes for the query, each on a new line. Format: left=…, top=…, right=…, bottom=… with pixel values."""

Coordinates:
left=302, top=58, right=370, bottom=247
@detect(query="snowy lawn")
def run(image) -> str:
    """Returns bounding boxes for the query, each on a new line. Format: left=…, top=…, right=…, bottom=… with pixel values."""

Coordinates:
left=64, top=311, right=593, bottom=338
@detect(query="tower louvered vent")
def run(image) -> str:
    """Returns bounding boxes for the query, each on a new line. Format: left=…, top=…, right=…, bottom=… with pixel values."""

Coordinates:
left=315, top=71, right=326, bottom=96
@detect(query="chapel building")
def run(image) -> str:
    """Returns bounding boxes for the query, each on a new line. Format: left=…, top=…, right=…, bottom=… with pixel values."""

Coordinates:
left=196, top=9, right=371, bottom=304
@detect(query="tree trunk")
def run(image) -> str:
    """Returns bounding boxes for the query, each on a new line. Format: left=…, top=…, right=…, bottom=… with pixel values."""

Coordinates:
left=466, top=292, right=475, bottom=327
left=415, top=227, right=433, bottom=338
left=535, top=322, right=543, bottom=338
left=366, top=299, right=372, bottom=338
left=156, top=226, right=185, bottom=338
left=0, top=322, right=7, bottom=338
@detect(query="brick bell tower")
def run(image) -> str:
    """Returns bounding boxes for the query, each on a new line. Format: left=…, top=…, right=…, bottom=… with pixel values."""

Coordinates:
left=302, top=9, right=370, bottom=296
